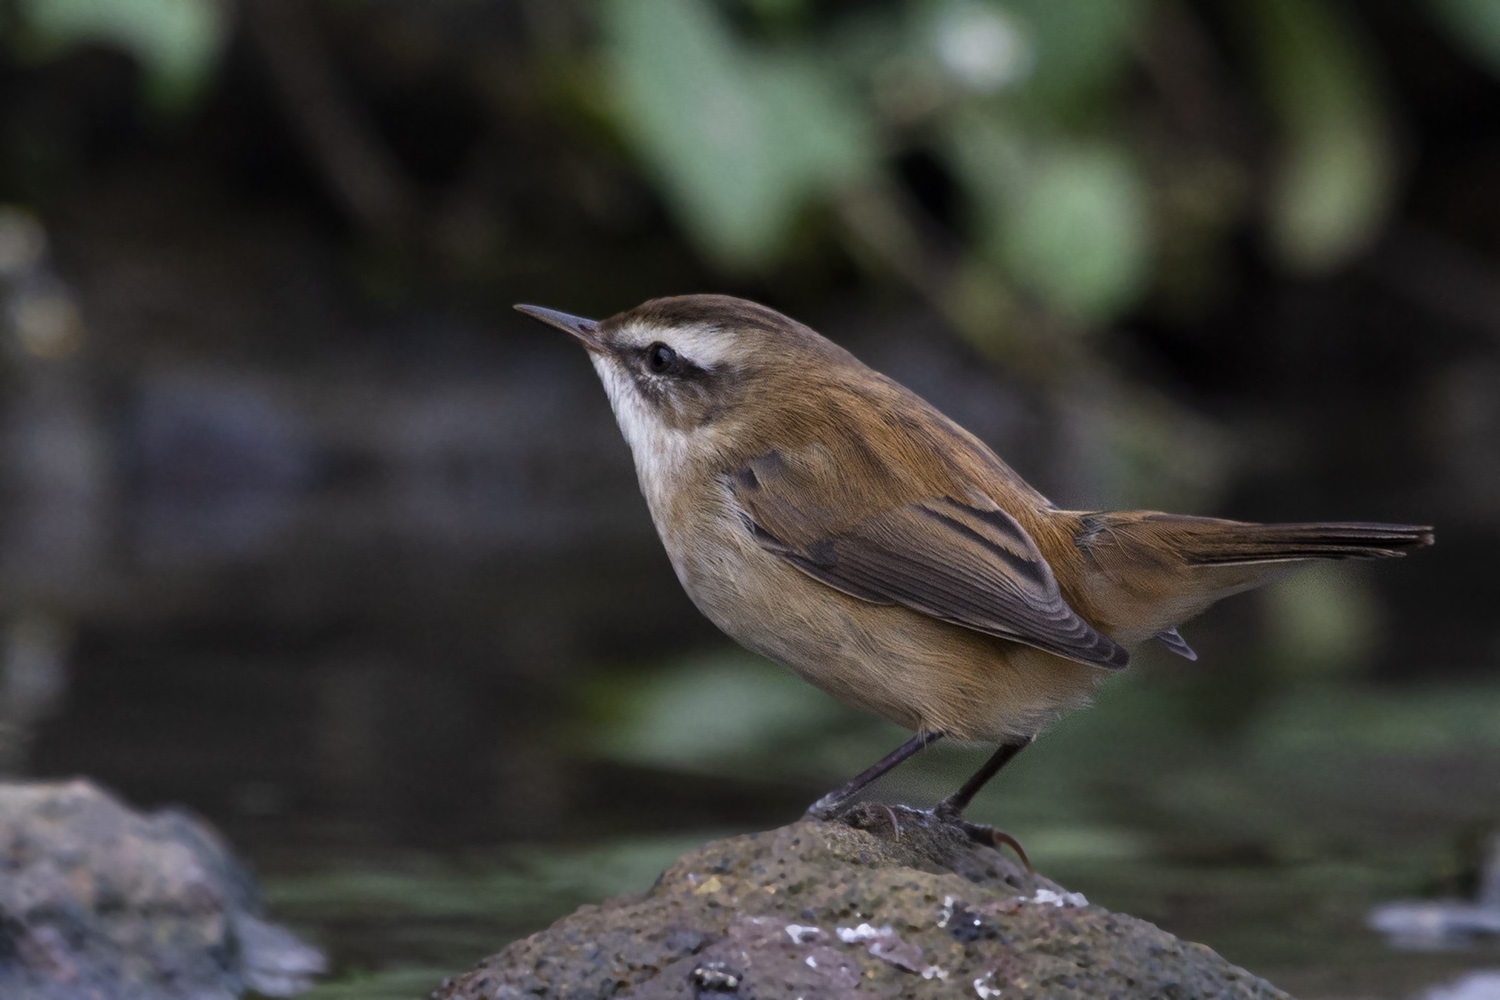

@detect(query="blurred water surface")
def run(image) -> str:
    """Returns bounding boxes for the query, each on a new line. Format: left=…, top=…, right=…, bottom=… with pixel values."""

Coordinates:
left=21, top=635, right=1500, bottom=999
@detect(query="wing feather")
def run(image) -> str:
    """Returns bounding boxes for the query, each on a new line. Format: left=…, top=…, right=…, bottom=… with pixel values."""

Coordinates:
left=733, top=449, right=1128, bottom=669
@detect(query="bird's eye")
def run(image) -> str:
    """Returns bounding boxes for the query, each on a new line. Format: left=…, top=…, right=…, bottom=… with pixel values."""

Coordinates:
left=647, top=342, right=677, bottom=374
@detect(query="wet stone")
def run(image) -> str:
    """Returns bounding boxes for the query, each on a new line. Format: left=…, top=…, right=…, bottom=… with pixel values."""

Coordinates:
left=432, top=803, right=1292, bottom=1000
left=0, top=779, right=324, bottom=1000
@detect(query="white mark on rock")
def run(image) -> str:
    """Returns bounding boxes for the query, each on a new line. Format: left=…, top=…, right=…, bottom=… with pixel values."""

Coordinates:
left=922, top=965, right=948, bottom=980
left=805, top=955, right=818, bottom=969
left=975, top=971, right=1001, bottom=998
left=836, top=923, right=924, bottom=972
left=835, top=923, right=885, bottom=943
left=1025, top=888, right=1088, bottom=908
left=784, top=923, right=821, bottom=944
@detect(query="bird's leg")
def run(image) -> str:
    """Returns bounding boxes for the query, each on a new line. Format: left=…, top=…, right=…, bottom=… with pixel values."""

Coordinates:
left=934, top=738, right=1033, bottom=870
left=936, top=738, right=1029, bottom=817
left=804, top=730, right=943, bottom=820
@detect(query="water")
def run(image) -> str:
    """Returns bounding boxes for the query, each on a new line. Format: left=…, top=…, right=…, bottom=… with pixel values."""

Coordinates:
left=19, top=639, right=1500, bottom=999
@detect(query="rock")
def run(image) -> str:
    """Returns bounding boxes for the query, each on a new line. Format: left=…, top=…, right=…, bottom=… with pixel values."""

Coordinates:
left=0, top=778, right=325, bottom=1000
left=432, top=805, right=1290, bottom=1000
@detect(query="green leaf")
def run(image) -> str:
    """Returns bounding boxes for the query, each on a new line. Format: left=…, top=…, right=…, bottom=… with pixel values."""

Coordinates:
left=1071, top=381, right=1231, bottom=512
left=1004, top=143, right=1150, bottom=319
left=754, top=53, right=871, bottom=201
left=1261, top=562, right=1380, bottom=679
left=951, top=113, right=1151, bottom=320
left=16, top=0, right=228, bottom=111
left=1000, top=0, right=1144, bottom=111
left=589, top=651, right=846, bottom=774
left=1426, top=0, right=1500, bottom=74
left=1244, top=0, right=1396, bottom=274
left=600, top=0, right=873, bottom=267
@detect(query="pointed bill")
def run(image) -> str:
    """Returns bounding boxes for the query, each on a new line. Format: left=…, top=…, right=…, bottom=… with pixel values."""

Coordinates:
left=514, top=304, right=604, bottom=351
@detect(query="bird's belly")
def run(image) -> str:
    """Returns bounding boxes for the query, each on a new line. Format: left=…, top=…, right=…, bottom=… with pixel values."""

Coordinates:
left=663, top=516, right=1104, bottom=743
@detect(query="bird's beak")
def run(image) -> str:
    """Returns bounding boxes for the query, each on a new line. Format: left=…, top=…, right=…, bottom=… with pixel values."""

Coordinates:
left=514, top=304, right=604, bottom=352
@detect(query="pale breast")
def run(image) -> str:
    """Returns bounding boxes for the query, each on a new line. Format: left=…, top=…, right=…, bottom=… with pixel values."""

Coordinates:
left=651, top=483, right=1103, bottom=743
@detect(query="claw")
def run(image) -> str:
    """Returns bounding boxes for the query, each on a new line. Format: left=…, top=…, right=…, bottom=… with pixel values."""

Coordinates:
left=880, top=803, right=902, bottom=839
left=957, top=819, right=1033, bottom=873
left=935, top=802, right=1031, bottom=870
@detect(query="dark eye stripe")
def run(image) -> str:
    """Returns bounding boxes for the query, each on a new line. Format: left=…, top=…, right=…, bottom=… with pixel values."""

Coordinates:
left=639, top=341, right=713, bottom=381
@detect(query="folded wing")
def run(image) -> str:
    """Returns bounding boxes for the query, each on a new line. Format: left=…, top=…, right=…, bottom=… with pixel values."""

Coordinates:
left=732, top=449, right=1128, bottom=669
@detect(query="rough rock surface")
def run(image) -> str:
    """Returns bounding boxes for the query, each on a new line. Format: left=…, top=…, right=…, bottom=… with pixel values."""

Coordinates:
left=0, top=779, right=325, bottom=1000
left=432, top=805, right=1290, bottom=1000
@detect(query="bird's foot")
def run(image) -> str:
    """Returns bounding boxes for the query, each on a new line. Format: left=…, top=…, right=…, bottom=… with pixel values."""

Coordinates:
left=948, top=818, right=1032, bottom=872
left=933, top=800, right=1032, bottom=872
left=802, top=795, right=844, bottom=823
left=806, top=797, right=906, bottom=834
left=805, top=799, right=1032, bottom=871
left=816, top=801, right=926, bottom=839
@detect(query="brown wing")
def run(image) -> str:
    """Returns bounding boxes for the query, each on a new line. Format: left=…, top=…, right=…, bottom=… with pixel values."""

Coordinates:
left=732, top=448, right=1129, bottom=669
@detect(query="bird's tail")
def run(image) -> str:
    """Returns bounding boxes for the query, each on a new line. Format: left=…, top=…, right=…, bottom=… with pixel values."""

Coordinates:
left=1069, top=512, right=1434, bottom=645
left=1164, top=519, right=1435, bottom=565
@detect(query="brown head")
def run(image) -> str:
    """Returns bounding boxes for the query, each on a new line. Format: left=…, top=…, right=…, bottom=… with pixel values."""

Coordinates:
left=515, top=294, right=871, bottom=475
left=519, top=295, right=854, bottom=423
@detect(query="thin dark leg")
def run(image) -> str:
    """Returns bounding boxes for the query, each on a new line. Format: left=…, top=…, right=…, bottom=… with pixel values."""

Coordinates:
left=932, top=738, right=1035, bottom=870
left=935, top=738, right=1031, bottom=819
left=805, top=730, right=943, bottom=819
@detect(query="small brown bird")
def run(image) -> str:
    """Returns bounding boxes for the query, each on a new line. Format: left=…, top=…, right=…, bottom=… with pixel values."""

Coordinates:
left=517, top=295, right=1433, bottom=841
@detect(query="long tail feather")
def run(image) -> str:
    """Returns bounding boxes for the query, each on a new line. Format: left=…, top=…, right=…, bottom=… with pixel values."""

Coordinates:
left=1172, top=520, right=1435, bottom=565
left=1068, top=512, right=1433, bottom=648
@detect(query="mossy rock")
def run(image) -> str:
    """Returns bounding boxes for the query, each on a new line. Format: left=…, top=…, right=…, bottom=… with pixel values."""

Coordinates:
left=432, top=805, right=1290, bottom=999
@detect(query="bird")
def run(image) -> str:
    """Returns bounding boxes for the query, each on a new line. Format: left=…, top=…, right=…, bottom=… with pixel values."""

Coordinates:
left=516, top=294, right=1433, bottom=847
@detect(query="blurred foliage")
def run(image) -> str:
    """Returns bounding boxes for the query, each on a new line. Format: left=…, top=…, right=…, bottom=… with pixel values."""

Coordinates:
left=1428, top=0, right=1500, bottom=73
left=9, top=0, right=227, bottom=110
left=9, top=0, right=1499, bottom=341
left=948, top=112, right=1151, bottom=321
left=268, top=836, right=704, bottom=920
left=584, top=650, right=848, bottom=773
left=584, top=641, right=1500, bottom=856
left=1244, top=0, right=1395, bottom=275
left=600, top=0, right=873, bottom=266
left=1260, top=562, right=1381, bottom=679
left=295, top=967, right=452, bottom=1000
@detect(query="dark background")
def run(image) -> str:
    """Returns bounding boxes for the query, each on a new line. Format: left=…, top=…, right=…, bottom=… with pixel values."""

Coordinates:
left=0, top=2, right=1497, bottom=998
